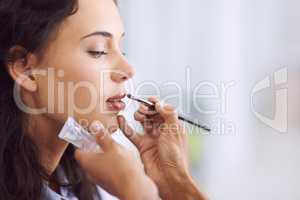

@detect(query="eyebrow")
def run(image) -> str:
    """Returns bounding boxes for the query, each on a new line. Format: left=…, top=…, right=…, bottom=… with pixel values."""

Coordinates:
left=80, top=31, right=125, bottom=40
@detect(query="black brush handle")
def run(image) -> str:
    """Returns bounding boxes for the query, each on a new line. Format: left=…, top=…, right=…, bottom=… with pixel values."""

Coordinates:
left=127, top=94, right=211, bottom=132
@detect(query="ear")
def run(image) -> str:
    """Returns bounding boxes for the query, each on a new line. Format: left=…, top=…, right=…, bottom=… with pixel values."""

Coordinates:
left=6, top=46, right=38, bottom=92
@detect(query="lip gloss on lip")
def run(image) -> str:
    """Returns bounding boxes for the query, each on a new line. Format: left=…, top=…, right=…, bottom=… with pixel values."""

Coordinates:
left=127, top=94, right=211, bottom=132
left=106, top=93, right=127, bottom=111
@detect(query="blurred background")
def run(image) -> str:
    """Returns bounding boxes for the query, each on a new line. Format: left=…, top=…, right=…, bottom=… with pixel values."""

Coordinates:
left=115, top=0, right=299, bottom=199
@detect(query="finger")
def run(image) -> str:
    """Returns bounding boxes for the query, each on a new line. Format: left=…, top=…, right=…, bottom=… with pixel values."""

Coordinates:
left=74, top=149, right=102, bottom=169
left=89, top=121, right=117, bottom=152
left=143, top=120, right=161, bottom=137
left=147, top=96, right=159, bottom=104
left=155, top=102, right=179, bottom=124
left=138, top=104, right=158, bottom=116
left=134, top=111, right=156, bottom=133
left=145, top=113, right=164, bottom=124
left=134, top=111, right=146, bottom=122
left=147, top=96, right=179, bottom=123
left=74, top=149, right=108, bottom=178
left=134, top=111, right=161, bottom=134
left=182, top=129, right=188, bottom=154
left=117, top=115, right=142, bottom=148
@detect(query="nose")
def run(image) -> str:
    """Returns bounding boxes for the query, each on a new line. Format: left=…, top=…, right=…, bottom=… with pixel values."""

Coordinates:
left=110, top=56, right=135, bottom=83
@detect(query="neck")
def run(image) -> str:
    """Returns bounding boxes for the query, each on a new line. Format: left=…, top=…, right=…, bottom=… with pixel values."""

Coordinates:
left=26, top=114, right=69, bottom=176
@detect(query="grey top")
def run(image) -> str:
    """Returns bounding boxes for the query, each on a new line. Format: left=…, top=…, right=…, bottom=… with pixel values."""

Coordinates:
left=43, top=184, right=119, bottom=200
left=42, top=167, right=119, bottom=200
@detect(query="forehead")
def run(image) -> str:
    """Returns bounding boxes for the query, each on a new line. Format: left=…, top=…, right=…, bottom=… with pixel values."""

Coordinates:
left=59, top=0, right=124, bottom=41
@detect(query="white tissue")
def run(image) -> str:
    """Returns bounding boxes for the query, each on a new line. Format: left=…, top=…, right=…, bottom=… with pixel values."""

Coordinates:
left=58, top=117, right=102, bottom=152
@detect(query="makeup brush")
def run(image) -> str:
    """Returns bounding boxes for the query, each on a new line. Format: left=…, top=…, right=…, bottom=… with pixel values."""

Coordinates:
left=127, top=94, right=211, bottom=132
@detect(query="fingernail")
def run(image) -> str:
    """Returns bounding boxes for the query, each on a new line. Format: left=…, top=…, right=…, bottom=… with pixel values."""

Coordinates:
left=117, top=115, right=123, bottom=123
left=89, top=120, right=104, bottom=135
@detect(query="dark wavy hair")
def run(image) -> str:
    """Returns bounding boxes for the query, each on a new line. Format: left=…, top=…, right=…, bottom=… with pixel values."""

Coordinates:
left=0, top=0, right=108, bottom=199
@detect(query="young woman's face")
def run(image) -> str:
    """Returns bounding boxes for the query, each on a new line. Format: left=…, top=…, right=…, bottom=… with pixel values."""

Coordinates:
left=34, top=0, right=135, bottom=132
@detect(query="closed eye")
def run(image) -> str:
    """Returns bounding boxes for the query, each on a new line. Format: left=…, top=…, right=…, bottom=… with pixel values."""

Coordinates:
left=88, top=51, right=108, bottom=58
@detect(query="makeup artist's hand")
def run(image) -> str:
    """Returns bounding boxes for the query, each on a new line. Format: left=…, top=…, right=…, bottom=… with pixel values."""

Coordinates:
left=74, top=126, right=160, bottom=200
left=118, top=97, right=207, bottom=200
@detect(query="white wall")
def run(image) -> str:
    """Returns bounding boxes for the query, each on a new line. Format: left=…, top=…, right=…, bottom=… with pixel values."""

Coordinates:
left=119, top=1, right=300, bottom=199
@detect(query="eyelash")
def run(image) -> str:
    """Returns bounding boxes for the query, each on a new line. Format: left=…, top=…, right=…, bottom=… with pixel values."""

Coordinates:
left=88, top=51, right=127, bottom=58
left=88, top=51, right=108, bottom=58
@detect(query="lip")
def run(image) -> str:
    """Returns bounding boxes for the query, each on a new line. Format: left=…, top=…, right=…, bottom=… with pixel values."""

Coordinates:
left=106, top=93, right=127, bottom=112
left=106, top=93, right=127, bottom=102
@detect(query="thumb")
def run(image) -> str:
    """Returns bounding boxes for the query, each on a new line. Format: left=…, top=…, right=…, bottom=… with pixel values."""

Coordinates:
left=74, top=149, right=107, bottom=179
left=74, top=149, right=102, bottom=169
left=89, top=121, right=117, bottom=152
left=117, top=115, right=142, bottom=148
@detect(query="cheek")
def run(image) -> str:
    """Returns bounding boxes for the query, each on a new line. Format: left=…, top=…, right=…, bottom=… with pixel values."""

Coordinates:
left=61, top=59, right=106, bottom=111
left=56, top=61, right=101, bottom=117
left=35, top=45, right=121, bottom=131
left=39, top=55, right=118, bottom=129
